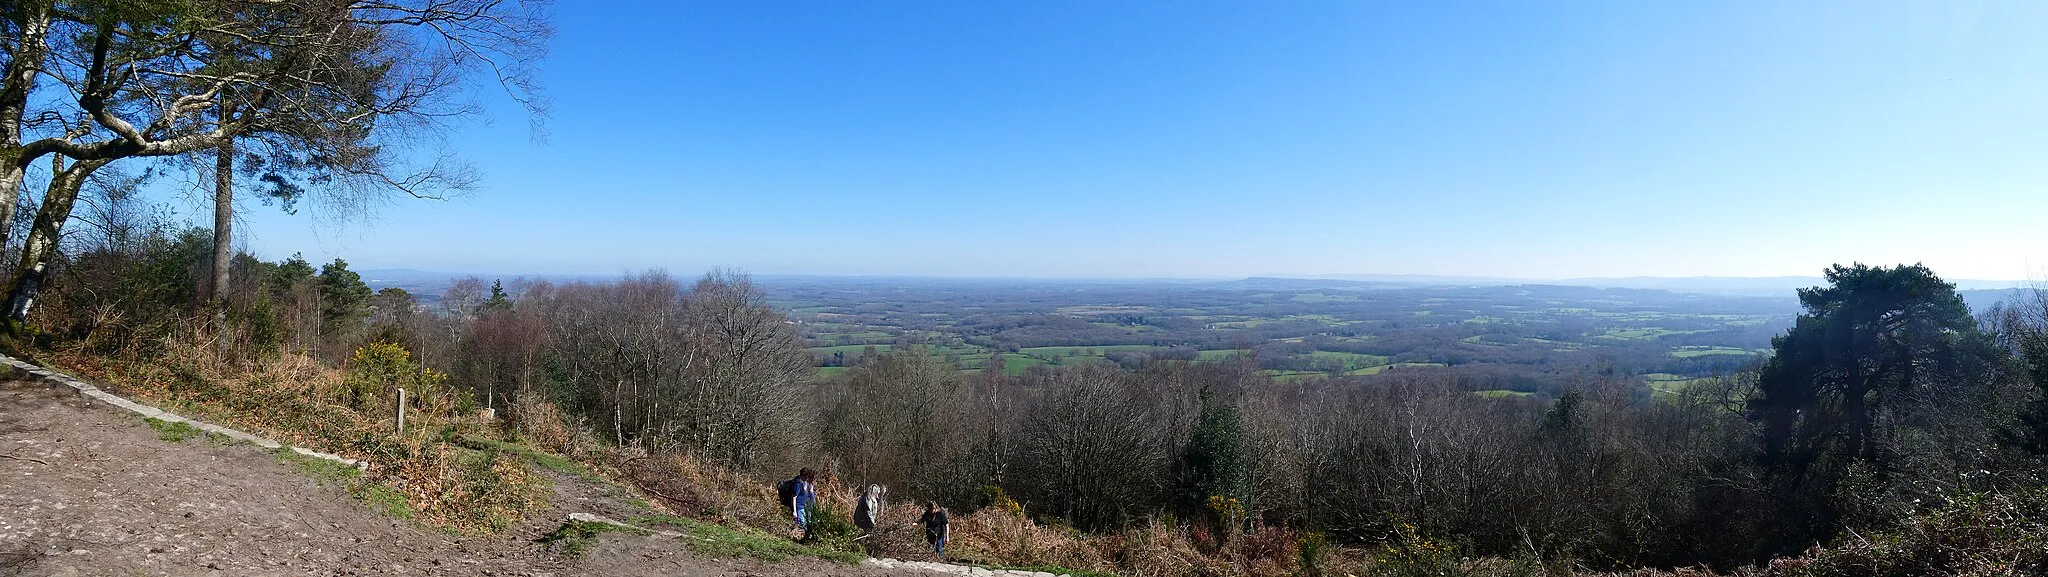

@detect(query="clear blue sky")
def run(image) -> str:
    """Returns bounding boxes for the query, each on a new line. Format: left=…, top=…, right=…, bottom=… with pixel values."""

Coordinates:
left=233, top=0, right=2048, bottom=280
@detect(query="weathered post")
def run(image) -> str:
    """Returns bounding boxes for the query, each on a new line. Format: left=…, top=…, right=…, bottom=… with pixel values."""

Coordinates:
left=396, top=387, right=407, bottom=434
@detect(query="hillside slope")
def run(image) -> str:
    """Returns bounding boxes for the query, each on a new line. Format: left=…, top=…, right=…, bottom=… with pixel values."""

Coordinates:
left=0, top=375, right=893, bottom=577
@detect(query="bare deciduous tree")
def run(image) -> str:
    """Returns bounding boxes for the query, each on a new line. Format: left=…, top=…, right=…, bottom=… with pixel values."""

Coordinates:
left=1010, top=364, right=1166, bottom=532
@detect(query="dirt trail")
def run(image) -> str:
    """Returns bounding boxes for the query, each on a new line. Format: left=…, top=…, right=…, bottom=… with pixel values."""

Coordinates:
left=0, top=375, right=904, bottom=577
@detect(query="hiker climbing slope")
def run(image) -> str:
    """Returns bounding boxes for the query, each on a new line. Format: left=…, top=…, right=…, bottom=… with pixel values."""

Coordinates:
left=777, top=468, right=818, bottom=540
left=854, top=484, right=886, bottom=533
left=917, top=501, right=950, bottom=561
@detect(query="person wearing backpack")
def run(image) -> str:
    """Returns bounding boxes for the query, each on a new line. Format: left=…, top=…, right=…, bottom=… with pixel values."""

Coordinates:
left=917, top=501, right=950, bottom=561
left=778, top=468, right=818, bottom=540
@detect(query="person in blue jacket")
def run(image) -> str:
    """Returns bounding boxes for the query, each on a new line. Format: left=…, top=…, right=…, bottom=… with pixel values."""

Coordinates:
left=789, top=468, right=817, bottom=540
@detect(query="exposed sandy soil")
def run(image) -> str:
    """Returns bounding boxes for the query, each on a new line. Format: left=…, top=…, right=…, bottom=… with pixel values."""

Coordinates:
left=0, top=374, right=905, bottom=577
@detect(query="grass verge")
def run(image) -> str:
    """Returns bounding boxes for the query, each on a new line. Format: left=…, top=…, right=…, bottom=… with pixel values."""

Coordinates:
left=277, top=448, right=414, bottom=521
left=632, top=514, right=863, bottom=564
left=540, top=519, right=651, bottom=558
left=460, top=435, right=601, bottom=481
left=144, top=417, right=204, bottom=442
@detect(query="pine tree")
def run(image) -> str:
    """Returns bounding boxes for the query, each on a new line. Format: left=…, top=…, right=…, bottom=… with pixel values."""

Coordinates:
left=1180, top=388, right=1248, bottom=517
left=317, top=259, right=372, bottom=332
left=481, top=279, right=512, bottom=312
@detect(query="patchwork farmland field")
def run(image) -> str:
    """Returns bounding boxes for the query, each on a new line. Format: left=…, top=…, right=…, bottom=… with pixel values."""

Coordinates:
left=766, top=276, right=1812, bottom=398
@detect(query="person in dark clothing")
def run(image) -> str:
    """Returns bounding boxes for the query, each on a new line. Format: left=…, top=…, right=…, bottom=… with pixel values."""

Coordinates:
left=784, top=468, right=818, bottom=541
left=917, top=502, right=950, bottom=560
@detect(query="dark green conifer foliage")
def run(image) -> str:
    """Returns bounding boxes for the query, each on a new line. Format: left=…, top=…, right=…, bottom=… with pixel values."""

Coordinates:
left=317, top=259, right=372, bottom=331
left=1749, top=263, right=2001, bottom=552
left=1180, top=388, right=1248, bottom=516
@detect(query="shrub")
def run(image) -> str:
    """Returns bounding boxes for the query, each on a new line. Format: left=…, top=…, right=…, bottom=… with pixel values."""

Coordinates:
left=370, top=436, right=549, bottom=533
left=344, top=341, right=468, bottom=421
left=1789, top=486, right=2048, bottom=577
left=1181, top=390, right=1248, bottom=516
left=1207, top=495, right=1248, bottom=541
left=806, top=501, right=860, bottom=547
left=975, top=485, right=1023, bottom=515
left=509, top=396, right=577, bottom=455
left=948, top=505, right=1112, bottom=573
left=1372, top=523, right=1469, bottom=577
left=228, top=297, right=284, bottom=359
left=1298, top=531, right=1330, bottom=576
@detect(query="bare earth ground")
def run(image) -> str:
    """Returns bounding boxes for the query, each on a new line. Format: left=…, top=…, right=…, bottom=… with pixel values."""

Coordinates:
left=0, top=375, right=905, bottom=577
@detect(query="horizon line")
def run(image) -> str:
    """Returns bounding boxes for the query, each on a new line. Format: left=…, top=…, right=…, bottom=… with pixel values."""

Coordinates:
left=351, top=267, right=2038, bottom=287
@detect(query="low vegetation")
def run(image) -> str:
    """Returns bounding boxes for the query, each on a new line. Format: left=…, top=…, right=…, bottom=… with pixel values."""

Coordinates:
left=277, top=448, right=416, bottom=521
left=144, top=417, right=204, bottom=442
left=632, top=514, right=863, bottom=564
left=539, top=519, right=650, bottom=558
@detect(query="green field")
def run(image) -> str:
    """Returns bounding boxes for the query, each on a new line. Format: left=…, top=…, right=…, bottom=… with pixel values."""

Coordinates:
left=1345, top=362, right=1447, bottom=376
left=813, top=344, right=1052, bottom=377
left=809, top=344, right=892, bottom=357
left=961, top=354, right=1047, bottom=376
left=810, top=330, right=895, bottom=345
left=1644, top=373, right=1717, bottom=400
left=1588, top=327, right=1714, bottom=341
left=1197, top=349, right=1251, bottom=362
left=1018, top=345, right=1164, bottom=359
left=1669, top=346, right=1760, bottom=358
left=1307, top=350, right=1392, bottom=368
left=1290, top=293, right=1359, bottom=303
left=1209, top=320, right=1270, bottom=329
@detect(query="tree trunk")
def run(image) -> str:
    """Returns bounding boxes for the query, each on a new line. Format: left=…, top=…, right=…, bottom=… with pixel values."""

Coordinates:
left=209, top=134, right=234, bottom=319
left=0, top=4, right=54, bottom=248
left=0, top=160, right=25, bottom=252
left=1844, top=368, right=1869, bottom=463
left=6, top=157, right=112, bottom=328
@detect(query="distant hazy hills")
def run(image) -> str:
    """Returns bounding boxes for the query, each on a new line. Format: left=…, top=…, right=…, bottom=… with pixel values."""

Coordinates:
left=356, top=269, right=612, bottom=303
left=1279, top=273, right=2033, bottom=296
left=1260, top=274, right=2034, bottom=315
left=364, top=268, right=2036, bottom=313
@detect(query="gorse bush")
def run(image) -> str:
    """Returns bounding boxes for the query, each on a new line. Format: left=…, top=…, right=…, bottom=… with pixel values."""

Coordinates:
left=1372, top=523, right=1468, bottom=577
left=345, top=341, right=470, bottom=417
left=974, top=485, right=1023, bottom=515
left=1207, top=495, right=1247, bottom=539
